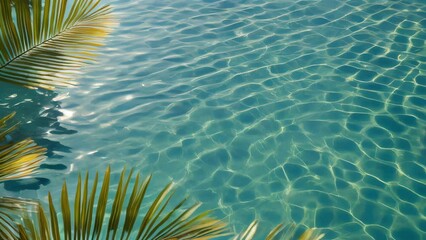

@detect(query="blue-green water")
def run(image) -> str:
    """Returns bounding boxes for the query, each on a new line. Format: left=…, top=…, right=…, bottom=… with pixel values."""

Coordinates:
left=1, top=0, right=426, bottom=239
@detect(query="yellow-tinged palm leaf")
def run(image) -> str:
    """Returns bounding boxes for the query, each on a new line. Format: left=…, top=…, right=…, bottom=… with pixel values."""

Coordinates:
left=298, top=228, right=325, bottom=240
left=20, top=166, right=229, bottom=239
left=234, top=220, right=258, bottom=240
left=0, top=0, right=115, bottom=90
left=0, top=112, right=17, bottom=140
left=236, top=221, right=323, bottom=240
left=0, top=197, right=39, bottom=240
left=0, top=112, right=46, bottom=182
left=0, top=113, right=46, bottom=239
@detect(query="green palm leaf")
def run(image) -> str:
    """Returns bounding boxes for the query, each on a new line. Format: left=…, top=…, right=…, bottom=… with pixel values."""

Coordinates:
left=0, top=112, right=46, bottom=239
left=0, top=112, right=46, bottom=182
left=0, top=197, right=38, bottom=240
left=20, top=166, right=229, bottom=239
left=0, top=0, right=115, bottom=90
left=235, top=220, right=324, bottom=240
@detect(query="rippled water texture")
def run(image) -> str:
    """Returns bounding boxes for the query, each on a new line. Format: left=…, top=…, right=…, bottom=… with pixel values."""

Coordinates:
left=1, top=0, right=426, bottom=239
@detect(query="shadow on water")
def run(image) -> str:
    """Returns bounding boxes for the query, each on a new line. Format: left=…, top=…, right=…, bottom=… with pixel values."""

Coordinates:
left=0, top=82, right=76, bottom=191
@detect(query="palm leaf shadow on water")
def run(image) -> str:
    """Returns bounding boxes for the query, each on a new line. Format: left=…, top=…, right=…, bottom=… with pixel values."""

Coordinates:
left=0, top=83, right=75, bottom=192
left=0, top=111, right=46, bottom=239
left=0, top=0, right=115, bottom=191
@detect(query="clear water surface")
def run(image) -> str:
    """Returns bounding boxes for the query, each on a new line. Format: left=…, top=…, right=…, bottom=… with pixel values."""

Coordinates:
left=1, top=0, right=426, bottom=239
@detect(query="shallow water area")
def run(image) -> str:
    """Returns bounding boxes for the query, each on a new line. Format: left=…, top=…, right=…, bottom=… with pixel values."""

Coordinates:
left=1, top=0, right=426, bottom=239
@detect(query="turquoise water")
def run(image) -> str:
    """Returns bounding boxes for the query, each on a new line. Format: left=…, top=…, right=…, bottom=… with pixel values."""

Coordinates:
left=1, top=0, right=426, bottom=239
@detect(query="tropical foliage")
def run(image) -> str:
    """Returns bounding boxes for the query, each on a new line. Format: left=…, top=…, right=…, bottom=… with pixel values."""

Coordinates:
left=16, top=166, right=323, bottom=240
left=18, top=166, right=229, bottom=240
left=0, top=0, right=115, bottom=90
left=236, top=221, right=324, bottom=240
left=0, top=112, right=46, bottom=240
left=0, top=112, right=46, bottom=182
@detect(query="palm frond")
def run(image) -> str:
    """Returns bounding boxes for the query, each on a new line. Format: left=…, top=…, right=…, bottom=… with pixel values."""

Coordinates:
left=0, top=197, right=39, bottom=240
left=298, top=228, right=325, bottom=240
left=0, top=0, right=115, bottom=90
left=236, top=221, right=324, bottom=240
left=0, top=112, right=17, bottom=140
left=0, top=112, right=46, bottom=239
left=0, top=112, right=46, bottom=182
left=20, top=166, right=229, bottom=239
